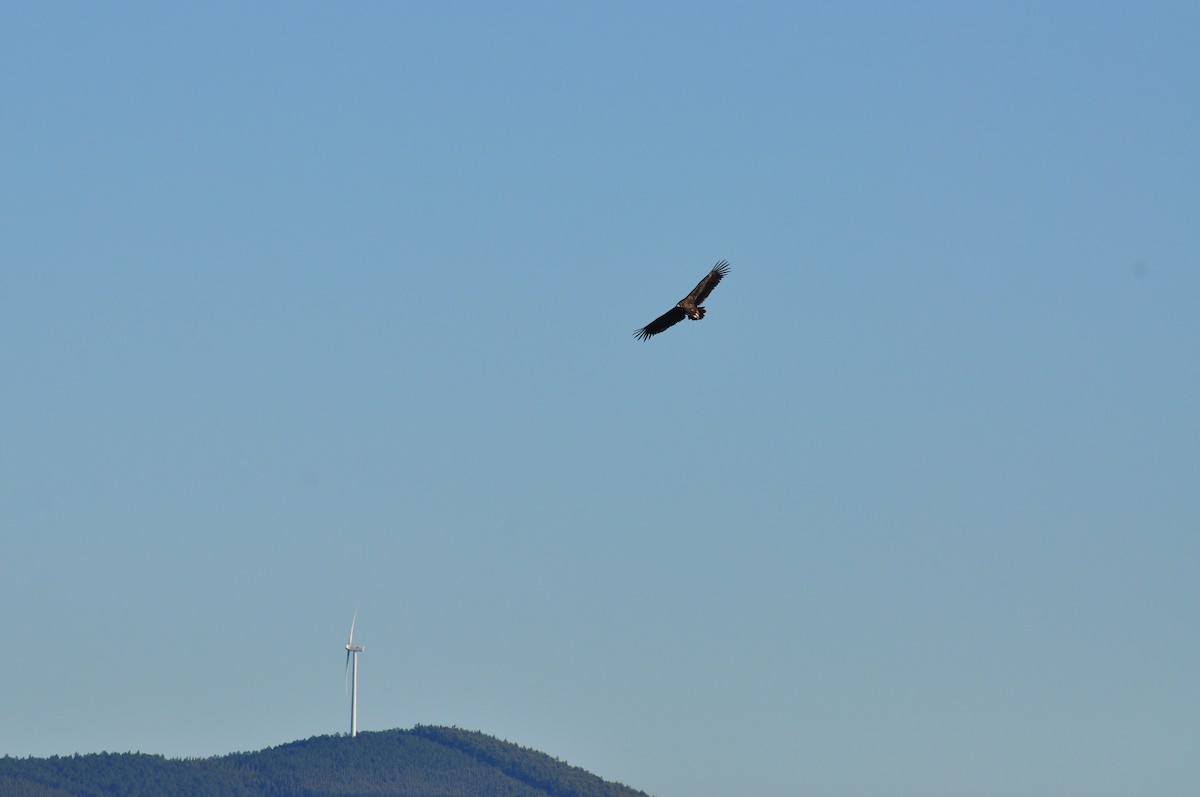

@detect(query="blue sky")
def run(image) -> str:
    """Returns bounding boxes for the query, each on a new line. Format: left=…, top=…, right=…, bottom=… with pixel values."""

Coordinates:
left=3, top=3, right=1198, bottom=796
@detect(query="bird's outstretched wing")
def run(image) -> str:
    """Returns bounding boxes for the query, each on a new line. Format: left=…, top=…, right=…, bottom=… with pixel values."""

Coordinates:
left=634, top=307, right=687, bottom=341
left=685, top=260, right=730, bottom=305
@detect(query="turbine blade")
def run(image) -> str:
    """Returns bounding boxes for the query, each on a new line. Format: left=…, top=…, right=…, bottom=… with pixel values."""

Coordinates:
left=347, top=609, right=358, bottom=646
left=344, top=650, right=351, bottom=694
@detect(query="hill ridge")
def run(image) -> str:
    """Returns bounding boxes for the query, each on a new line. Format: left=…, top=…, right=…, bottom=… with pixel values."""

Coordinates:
left=410, top=726, right=650, bottom=797
left=0, top=726, right=654, bottom=797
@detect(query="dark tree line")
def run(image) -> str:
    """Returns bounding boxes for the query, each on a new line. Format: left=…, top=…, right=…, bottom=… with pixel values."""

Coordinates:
left=0, top=727, right=654, bottom=797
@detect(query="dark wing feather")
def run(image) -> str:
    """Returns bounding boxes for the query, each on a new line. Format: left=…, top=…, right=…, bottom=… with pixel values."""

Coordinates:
left=685, top=260, right=730, bottom=305
left=634, top=307, right=687, bottom=341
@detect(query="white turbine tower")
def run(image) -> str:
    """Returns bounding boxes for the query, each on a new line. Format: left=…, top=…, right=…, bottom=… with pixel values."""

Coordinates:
left=344, top=611, right=365, bottom=737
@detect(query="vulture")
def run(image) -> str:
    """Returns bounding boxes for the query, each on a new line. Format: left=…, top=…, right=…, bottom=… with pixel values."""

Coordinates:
left=634, top=260, right=730, bottom=341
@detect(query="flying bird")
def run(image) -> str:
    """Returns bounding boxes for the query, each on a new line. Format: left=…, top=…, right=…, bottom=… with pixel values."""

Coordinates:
left=634, top=260, right=730, bottom=341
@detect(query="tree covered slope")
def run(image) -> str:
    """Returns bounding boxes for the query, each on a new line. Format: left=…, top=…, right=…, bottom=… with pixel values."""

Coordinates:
left=0, top=726, right=654, bottom=797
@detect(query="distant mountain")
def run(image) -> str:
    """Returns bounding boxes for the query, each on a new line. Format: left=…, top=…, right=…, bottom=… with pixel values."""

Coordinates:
left=0, top=725, right=654, bottom=797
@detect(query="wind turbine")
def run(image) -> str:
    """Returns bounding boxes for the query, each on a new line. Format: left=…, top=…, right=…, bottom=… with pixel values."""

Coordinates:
left=344, top=610, right=365, bottom=737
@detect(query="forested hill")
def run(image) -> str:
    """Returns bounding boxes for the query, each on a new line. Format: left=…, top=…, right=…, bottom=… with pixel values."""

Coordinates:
left=0, top=725, right=655, bottom=797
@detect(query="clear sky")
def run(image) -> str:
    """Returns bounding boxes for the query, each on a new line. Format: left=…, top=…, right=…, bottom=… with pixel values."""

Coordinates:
left=3, top=3, right=1198, bottom=796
